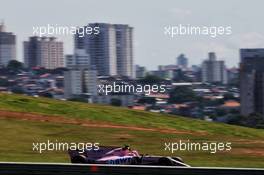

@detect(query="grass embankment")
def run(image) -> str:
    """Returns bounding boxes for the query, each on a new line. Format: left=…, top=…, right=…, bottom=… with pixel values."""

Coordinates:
left=0, top=93, right=263, bottom=167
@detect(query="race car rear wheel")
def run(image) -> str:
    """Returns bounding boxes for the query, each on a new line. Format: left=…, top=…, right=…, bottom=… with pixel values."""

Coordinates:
left=158, top=157, right=174, bottom=166
left=71, top=155, right=86, bottom=163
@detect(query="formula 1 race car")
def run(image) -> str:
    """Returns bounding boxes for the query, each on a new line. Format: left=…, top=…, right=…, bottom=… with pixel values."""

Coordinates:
left=68, top=145, right=190, bottom=167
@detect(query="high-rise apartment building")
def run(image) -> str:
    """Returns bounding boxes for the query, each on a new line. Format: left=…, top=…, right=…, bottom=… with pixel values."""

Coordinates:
left=64, top=49, right=97, bottom=99
left=64, top=67, right=98, bottom=99
left=66, top=49, right=90, bottom=68
left=240, top=49, right=264, bottom=117
left=135, top=65, right=147, bottom=78
left=24, top=36, right=64, bottom=69
left=64, top=69, right=82, bottom=98
left=75, top=23, right=134, bottom=78
left=0, top=22, right=16, bottom=66
left=177, top=54, right=188, bottom=68
left=115, top=24, right=133, bottom=77
left=202, top=52, right=227, bottom=84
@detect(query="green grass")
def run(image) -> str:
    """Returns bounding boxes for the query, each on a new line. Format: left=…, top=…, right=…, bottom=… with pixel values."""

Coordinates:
left=0, top=93, right=264, bottom=168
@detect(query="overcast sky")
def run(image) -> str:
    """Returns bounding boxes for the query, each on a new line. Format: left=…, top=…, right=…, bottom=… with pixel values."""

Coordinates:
left=1, top=0, right=264, bottom=70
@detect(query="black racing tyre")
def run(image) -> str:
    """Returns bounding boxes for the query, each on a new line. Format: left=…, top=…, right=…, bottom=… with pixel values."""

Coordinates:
left=158, top=157, right=174, bottom=166
left=71, top=155, right=86, bottom=163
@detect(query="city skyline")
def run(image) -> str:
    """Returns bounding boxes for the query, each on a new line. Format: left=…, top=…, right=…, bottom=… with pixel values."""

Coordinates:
left=1, top=0, right=264, bottom=69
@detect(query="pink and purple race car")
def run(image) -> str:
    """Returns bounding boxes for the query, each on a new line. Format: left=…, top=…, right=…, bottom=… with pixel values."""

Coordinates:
left=68, top=145, right=190, bottom=167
